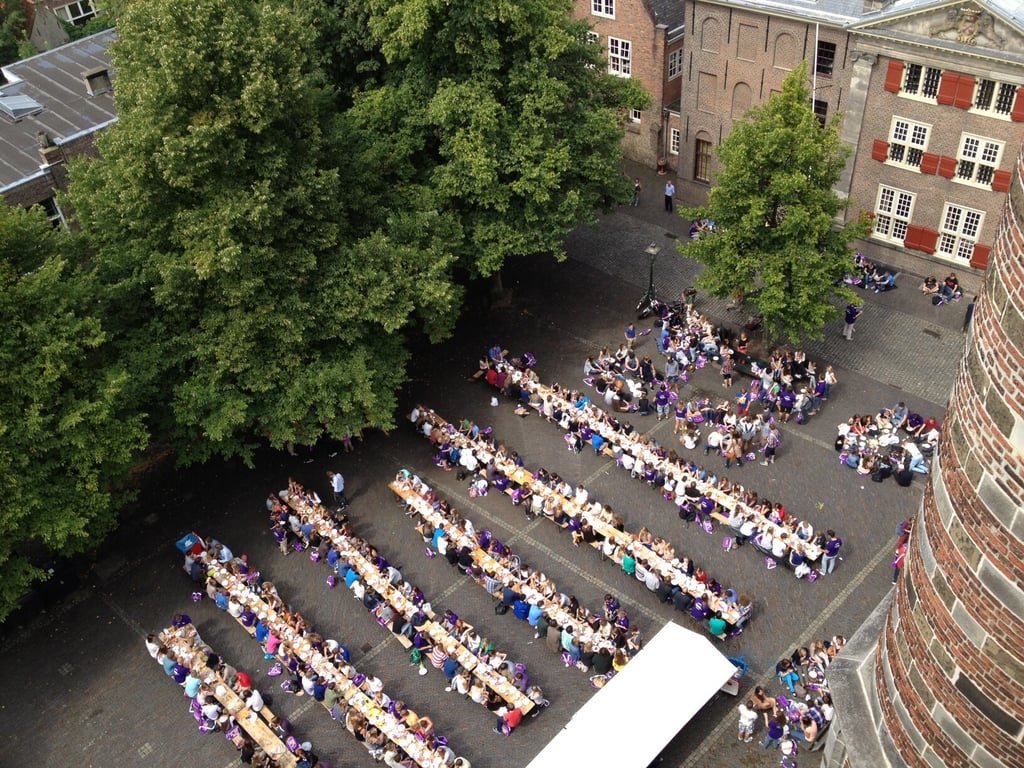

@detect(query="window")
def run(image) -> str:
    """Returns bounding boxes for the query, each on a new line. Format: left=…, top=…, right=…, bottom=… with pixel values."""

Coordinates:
left=956, top=135, right=1002, bottom=186
left=901, top=63, right=942, bottom=100
left=670, top=128, right=680, bottom=156
left=591, top=0, right=614, bottom=18
left=813, top=100, right=828, bottom=128
left=973, top=79, right=1017, bottom=117
left=937, top=204, right=983, bottom=261
left=815, top=41, right=837, bottom=77
left=630, top=108, right=642, bottom=123
left=31, top=197, right=66, bottom=229
left=668, top=49, right=683, bottom=80
left=586, top=31, right=599, bottom=46
left=55, top=0, right=97, bottom=24
left=873, top=186, right=915, bottom=244
left=888, top=118, right=930, bottom=169
left=608, top=38, right=631, bottom=77
left=694, top=138, right=712, bottom=181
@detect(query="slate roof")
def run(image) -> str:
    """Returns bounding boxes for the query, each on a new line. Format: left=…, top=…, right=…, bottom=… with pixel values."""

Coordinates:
left=699, top=0, right=865, bottom=27
left=0, top=28, right=117, bottom=193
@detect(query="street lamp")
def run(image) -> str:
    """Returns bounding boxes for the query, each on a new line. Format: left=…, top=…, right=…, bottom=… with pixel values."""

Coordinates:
left=636, top=242, right=661, bottom=318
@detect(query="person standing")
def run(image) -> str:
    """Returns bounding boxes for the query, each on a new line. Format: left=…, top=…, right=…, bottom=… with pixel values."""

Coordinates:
left=738, top=700, right=758, bottom=743
left=664, top=180, right=675, bottom=212
left=631, top=177, right=641, bottom=207
left=820, top=530, right=842, bottom=575
left=892, top=541, right=907, bottom=584
left=327, top=471, right=349, bottom=508
left=760, top=425, right=781, bottom=466
left=842, top=302, right=862, bottom=341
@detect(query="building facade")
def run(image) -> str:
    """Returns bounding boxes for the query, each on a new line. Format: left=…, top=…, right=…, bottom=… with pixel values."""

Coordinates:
left=572, top=0, right=685, bottom=167
left=662, top=0, right=1024, bottom=277
left=845, top=1, right=1024, bottom=275
left=824, top=135, right=1024, bottom=768
left=674, top=0, right=863, bottom=210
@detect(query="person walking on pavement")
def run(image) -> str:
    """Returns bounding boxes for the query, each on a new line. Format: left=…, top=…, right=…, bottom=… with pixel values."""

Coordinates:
left=842, top=302, right=863, bottom=341
left=631, top=178, right=641, bottom=207
left=327, top=471, right=349, bottom=509
left=664, top=180, right=675, bottom=212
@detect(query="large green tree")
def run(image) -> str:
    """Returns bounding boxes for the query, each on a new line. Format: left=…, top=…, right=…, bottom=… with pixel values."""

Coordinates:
left=0, top=204, right=147, bottom=621
left=682, top=63, right=870, bottom=343
left=349, top=0, right=650, bottom=275
left=68, top=0, right=459, bottom=463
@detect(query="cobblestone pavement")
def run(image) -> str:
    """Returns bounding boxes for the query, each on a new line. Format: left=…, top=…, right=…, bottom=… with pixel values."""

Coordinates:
left=0, top=186, right=956, bottom=768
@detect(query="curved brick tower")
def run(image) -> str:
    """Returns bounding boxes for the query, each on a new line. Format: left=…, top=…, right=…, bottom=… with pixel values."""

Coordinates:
left=824, top=146, right=1024, bottom=767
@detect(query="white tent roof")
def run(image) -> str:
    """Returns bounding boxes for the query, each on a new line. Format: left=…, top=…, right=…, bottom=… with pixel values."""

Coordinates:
left=527, top=622, right=737, bottom=768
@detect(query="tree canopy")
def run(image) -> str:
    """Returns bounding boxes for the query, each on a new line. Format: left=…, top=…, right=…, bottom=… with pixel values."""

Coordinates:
left=0, top=204, right=147, bottom=619
left=681, top=63, right=869, bottom=343
left=0, top=0, right=643, bottom=618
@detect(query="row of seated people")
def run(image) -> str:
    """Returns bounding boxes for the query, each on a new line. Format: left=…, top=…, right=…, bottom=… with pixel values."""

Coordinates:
left=410, top=408, right=749, bottom=627
left=392, top=472, right=648, bottom=665
left=507, top=382, right=832, bottom=572
left=838, top=407, right=940, bottom=450
left=919, top=272, right=963, bottom=304
left=198, top=541, right=464, bottom=768
left=278, top=482, right=538, bottom=718
left=152, top=617, right=302, bottom=767
left=843, top=252, right=896, bottom=293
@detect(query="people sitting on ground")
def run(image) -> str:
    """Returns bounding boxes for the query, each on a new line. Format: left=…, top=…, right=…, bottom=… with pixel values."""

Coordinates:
left=920, top=275, right=939, bottom=295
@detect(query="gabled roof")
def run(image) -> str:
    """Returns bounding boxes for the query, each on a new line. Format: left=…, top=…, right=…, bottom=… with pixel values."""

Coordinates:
left=648, top=0, right=686, bottom=35
left=0, top=28, right=117, bottom=194
left=851, top=0, right=1024, bottom=67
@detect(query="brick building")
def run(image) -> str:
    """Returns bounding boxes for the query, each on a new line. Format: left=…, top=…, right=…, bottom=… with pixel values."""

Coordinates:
left=844, top=0, right=1024, bottom=275
left=666, top=0, right=1024, bottom=278
left=673, top=0, right=863, bottom=210
left=824, top=136, right=1024, bottom=767
left=573, top=0, right=685, bottom=167
left=0, top=28, right=116, bottom=223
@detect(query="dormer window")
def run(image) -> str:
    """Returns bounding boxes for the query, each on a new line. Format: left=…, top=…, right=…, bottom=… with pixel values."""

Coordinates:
left=83, top=67, right=112, bottom=96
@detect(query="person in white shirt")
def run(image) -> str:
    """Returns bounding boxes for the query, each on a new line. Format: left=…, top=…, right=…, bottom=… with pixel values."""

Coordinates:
left=574, top=485, right=589, bottom=506
left=738, top=700, right=759, bottom=742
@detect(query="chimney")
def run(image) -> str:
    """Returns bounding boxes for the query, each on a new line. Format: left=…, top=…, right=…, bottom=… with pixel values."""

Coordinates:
left=37, top=131, right=63, bottom=166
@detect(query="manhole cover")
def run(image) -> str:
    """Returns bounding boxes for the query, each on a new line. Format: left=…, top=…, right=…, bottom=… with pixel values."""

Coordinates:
left=922, top=329, right=940, bottom=338
left=664, top=232, right=678, bottom=239
left=360, top=642, right=373, bottom=653
left=138, top=743, right=153, bottom=758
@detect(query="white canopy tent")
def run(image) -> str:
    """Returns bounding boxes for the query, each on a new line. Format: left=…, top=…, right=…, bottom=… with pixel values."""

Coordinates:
left=526, top=621, right=737, bottom=768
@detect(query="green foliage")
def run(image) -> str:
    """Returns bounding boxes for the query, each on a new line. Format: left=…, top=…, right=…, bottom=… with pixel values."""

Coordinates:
left=0, top=204, right=147, bottom=622
left=352, top=0, right=649, bottom=275
left=0, top=6, right=28, bottom=68
left=67, top=0, right=460, bottom=464
left=681, top=63, right=869, bottom=343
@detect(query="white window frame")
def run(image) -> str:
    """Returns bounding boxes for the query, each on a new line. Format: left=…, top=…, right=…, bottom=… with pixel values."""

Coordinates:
left=669, top=128, right=680, bottom=156
left=668, top=49, right=683, bottom=80
left=608, top=37, right=631, bottom=78
left=591, top=0, right=614, bottom=19
left=55, top=0, right=97, bottom=24
left=900, top=62, right=943, bottom=102
left=937, top=204, right=983, bottom=262
left=630, top=108, right=642, bottom=124
left=955, top=134, right=1003, bottom=186
left=872, top=186, right=915, bottom=245
left=971, top=79, right=1017, bottom=119
left=887, top=117, right=930, bottom=170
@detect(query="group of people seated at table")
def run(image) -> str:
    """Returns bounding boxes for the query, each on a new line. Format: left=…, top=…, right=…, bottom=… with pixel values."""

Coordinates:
left=151, top=617, right=299, bottom=767
left=199, top=529, right=469, bottom=768
left=491, top=380, right=832, bottom=577
left=395, top=470, right=651, bottom=669
left=277, top=486, right=545, bottom=723
left=408, top=408, right=754, bottom=640
left=743, top=635, right=844, bottom=755
left=836, top=404, right=940, bottom=482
